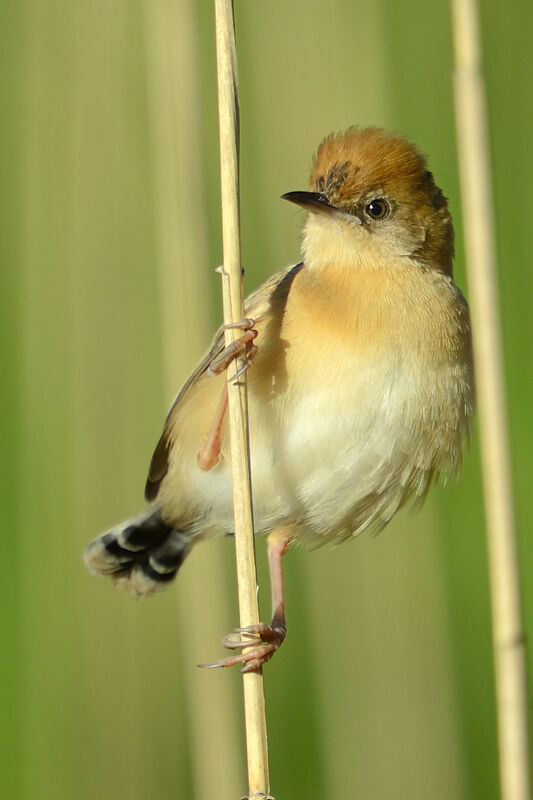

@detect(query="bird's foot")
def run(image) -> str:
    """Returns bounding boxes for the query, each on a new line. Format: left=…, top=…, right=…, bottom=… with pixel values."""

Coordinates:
left=207, top=318, right=258, bottom=380
left=199, top=617, right=286, bottom=673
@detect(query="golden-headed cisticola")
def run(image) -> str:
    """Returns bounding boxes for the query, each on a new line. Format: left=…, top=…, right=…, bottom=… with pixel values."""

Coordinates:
left=85, top=127, right=474, bottom=671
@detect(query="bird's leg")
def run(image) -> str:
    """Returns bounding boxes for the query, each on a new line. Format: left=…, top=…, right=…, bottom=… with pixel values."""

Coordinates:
left=197, top=318, right=257, bottom=471
left=199, top=527, right=292, bottom=673
left=197, top=384, right=228, bottom=471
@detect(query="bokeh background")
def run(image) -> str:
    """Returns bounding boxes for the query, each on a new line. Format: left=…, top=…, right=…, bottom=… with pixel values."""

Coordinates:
left=1, top=1, right=531, bottom=798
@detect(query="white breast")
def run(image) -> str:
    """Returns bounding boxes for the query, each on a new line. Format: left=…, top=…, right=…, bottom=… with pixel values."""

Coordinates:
left=245, top=348, right=469, bottom=542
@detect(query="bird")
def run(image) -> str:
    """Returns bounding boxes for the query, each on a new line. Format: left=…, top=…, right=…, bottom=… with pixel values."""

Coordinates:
left=84, top=126, right=474, bottom=672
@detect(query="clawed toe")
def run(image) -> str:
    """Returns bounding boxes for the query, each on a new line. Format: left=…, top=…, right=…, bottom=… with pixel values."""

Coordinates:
left=221, top=628, right=260, bottom=650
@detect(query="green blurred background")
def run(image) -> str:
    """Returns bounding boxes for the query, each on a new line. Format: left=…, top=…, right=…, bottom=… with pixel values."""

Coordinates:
left=1, top=1, right=531, bottom=798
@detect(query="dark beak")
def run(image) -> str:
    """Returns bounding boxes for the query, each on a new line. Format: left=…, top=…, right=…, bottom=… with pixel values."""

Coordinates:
left=281, top=191, right=339, bottom=216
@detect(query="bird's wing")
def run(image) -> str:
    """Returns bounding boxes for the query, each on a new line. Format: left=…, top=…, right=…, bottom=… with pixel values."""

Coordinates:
left=145, top=262, right=304, bottom=501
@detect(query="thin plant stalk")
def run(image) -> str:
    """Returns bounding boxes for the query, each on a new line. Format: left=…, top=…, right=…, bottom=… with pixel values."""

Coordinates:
left=450, top=2, right=531, bottom=798
left=213, top=0, right=271, bottom=796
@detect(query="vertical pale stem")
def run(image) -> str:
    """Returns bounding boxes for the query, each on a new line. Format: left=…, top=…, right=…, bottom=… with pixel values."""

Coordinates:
left=451, top=2, right=531, bottom=799
left=213, top=0, right=271, bottom=796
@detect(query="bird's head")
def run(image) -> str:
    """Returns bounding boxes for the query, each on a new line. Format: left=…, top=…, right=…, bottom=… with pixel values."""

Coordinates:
left=283, top=127, right=454, bottom=276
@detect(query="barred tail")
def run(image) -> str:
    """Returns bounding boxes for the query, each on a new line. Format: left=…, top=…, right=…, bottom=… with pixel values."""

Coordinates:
left=84, top=508, right=192, bottom=596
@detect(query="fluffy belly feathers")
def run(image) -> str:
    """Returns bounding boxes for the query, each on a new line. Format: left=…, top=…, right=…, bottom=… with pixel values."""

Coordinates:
left=180, top=343, right=471, bottom=543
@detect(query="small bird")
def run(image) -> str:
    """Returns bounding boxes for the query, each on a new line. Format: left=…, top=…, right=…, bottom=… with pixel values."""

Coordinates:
left=85, top=126, right=474, bottom=671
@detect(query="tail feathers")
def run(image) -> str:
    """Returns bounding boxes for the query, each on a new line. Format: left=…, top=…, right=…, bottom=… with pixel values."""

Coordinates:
left=84, top=508, right=192, bottom=597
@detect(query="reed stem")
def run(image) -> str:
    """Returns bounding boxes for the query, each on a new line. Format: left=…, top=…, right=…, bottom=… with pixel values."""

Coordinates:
left=213, top=0, right=271, bottom=796
left=451, top=2, right=531, bottom=798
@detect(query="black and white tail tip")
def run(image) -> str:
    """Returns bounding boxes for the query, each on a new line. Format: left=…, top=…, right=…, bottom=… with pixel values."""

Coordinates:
left=84, top=508, right=191, bottom=597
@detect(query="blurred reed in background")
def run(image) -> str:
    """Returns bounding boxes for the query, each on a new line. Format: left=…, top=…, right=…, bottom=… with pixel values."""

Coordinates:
left=1, top=1, right=531, bottom=798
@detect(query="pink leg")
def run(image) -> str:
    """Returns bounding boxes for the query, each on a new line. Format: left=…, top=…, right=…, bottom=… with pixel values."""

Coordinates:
left=199, top=527, right=293, bottom=673
left=197, top=318, right=258, bottom=471
left=197, top=385, right=228, bottom=471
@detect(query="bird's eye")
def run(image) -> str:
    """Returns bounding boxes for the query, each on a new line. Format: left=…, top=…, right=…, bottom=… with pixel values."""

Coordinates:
left=364, top=198, right=389, bottom=220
